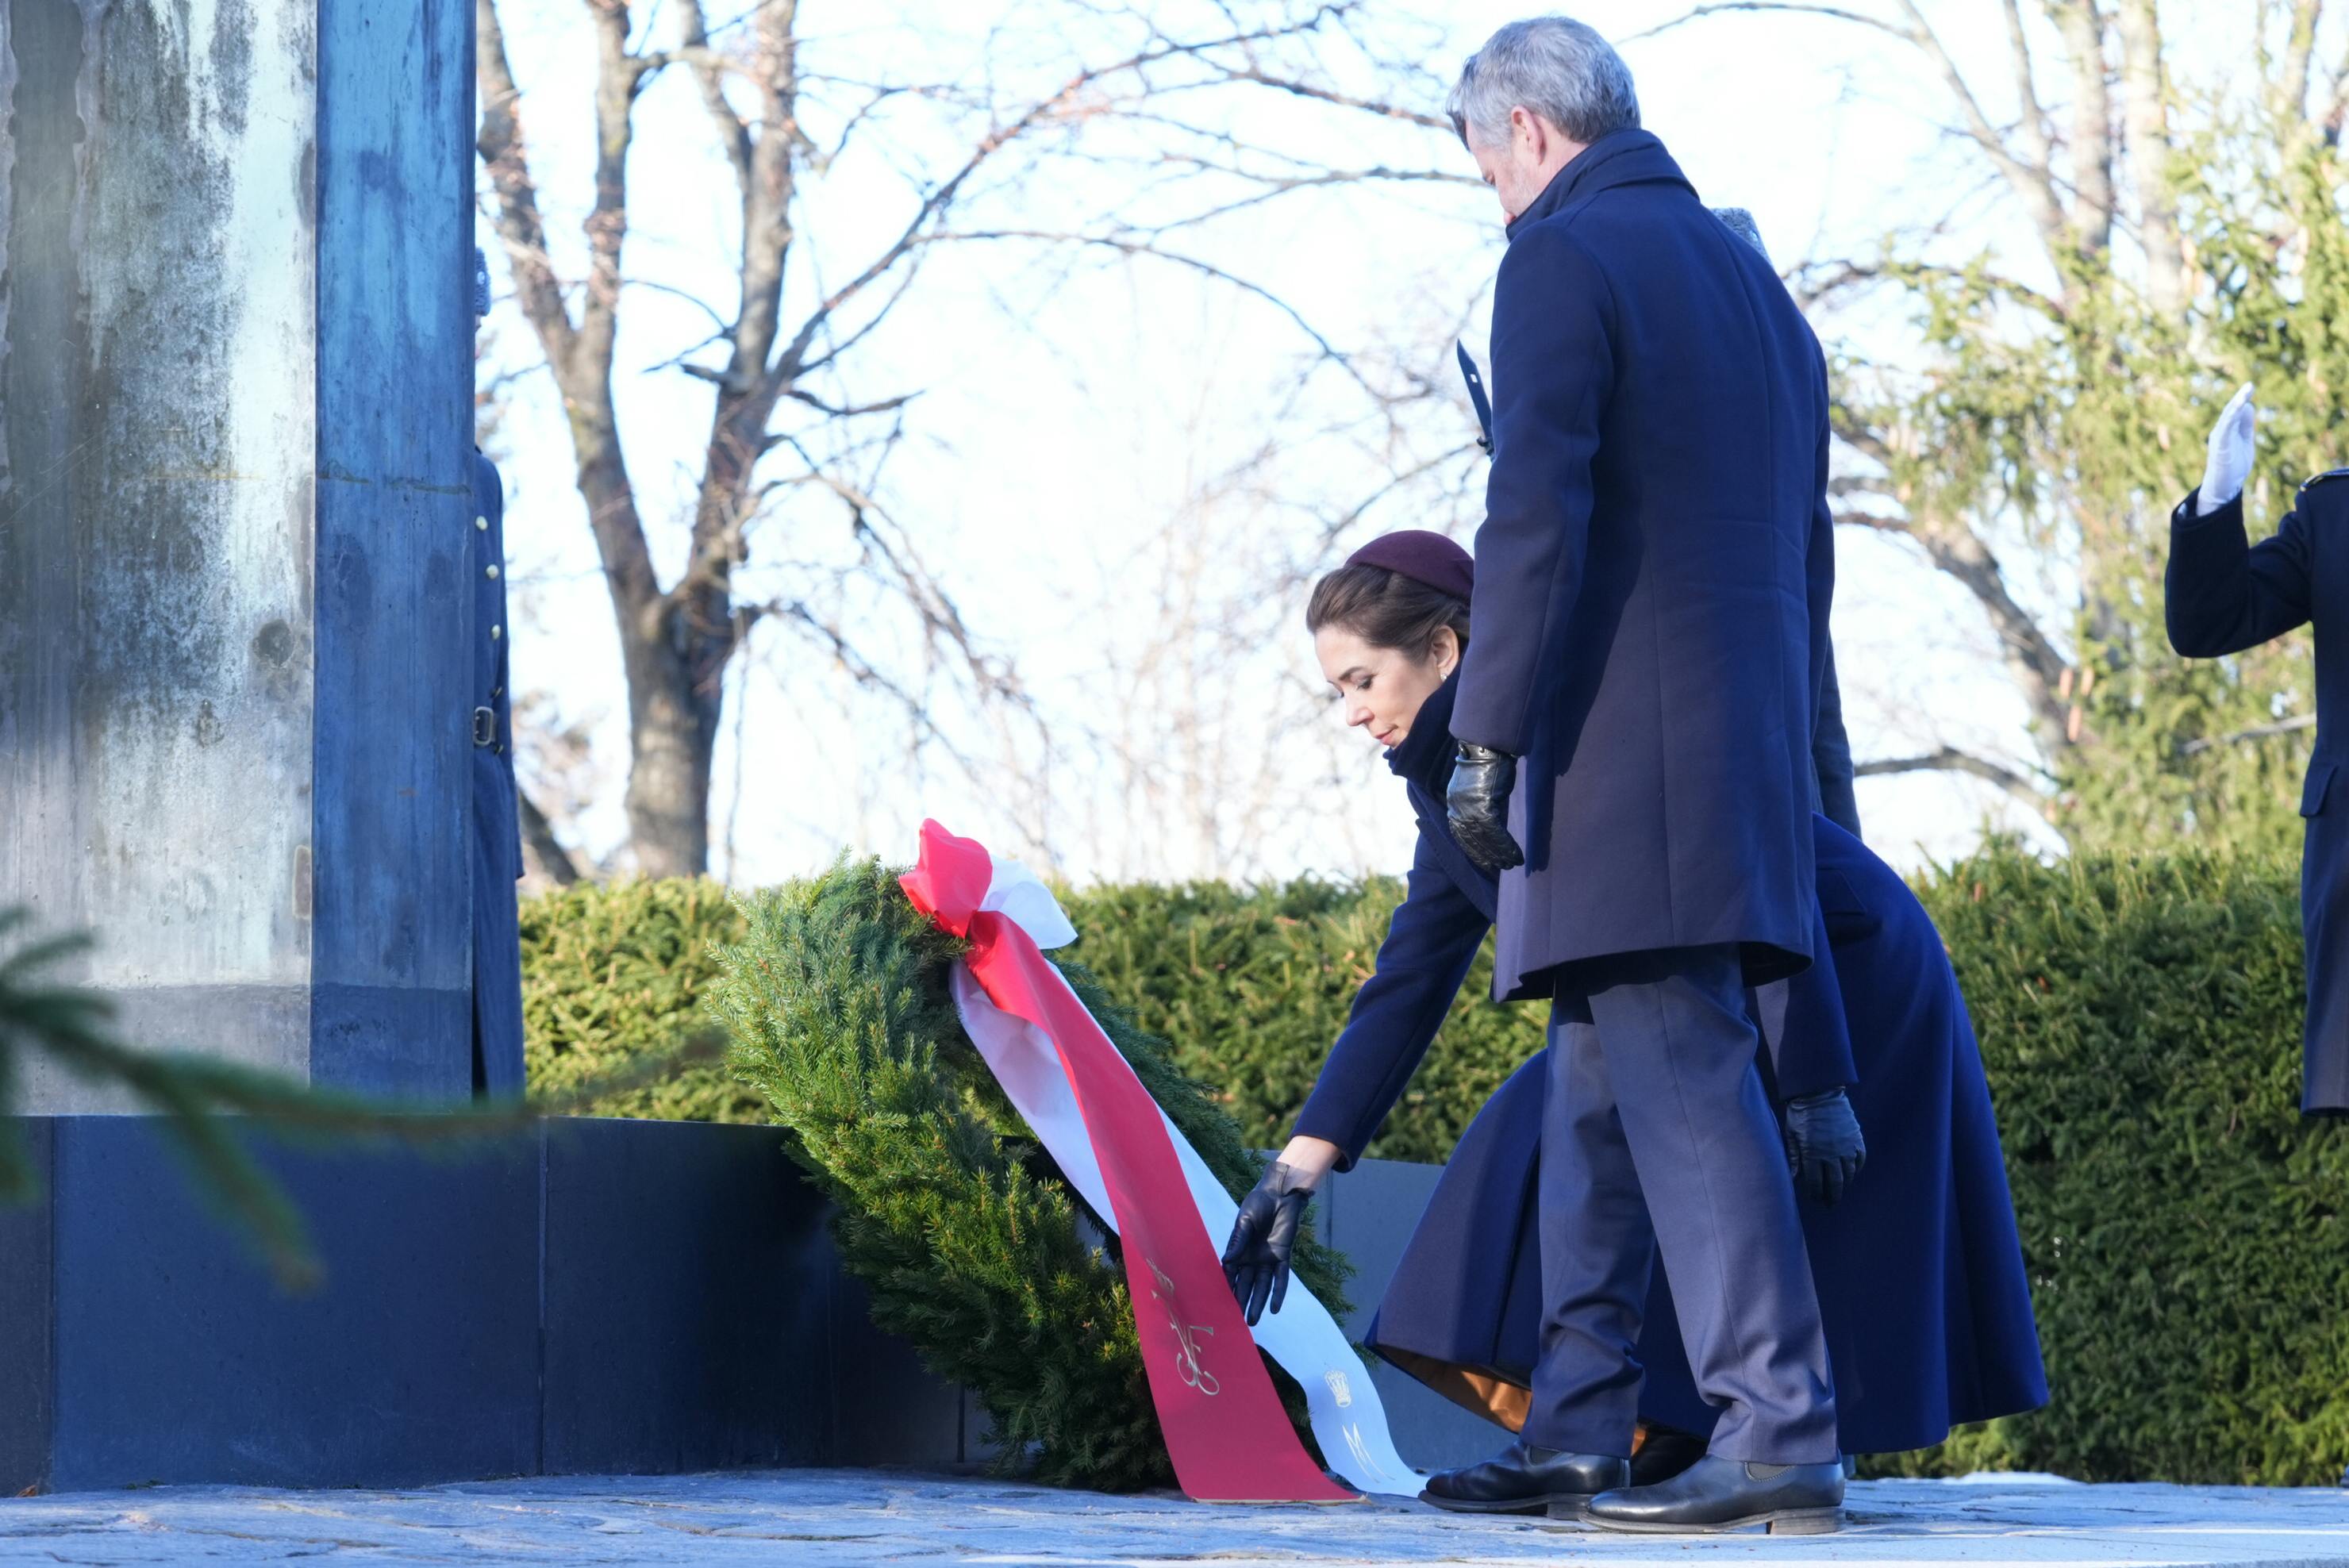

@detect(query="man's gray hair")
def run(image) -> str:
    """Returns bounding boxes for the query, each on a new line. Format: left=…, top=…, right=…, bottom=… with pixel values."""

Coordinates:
left=1445, top=16, right=1640, bottom=149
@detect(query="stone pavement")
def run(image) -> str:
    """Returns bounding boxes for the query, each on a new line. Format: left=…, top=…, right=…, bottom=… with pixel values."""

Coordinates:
left=2, top=1466, right=2346, bottom=1565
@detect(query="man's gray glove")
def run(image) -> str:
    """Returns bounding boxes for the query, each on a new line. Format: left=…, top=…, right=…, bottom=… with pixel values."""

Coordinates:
left=2197, top=382, right=2255, bottom=515
left=1447, top=744, right=1524, bottom=872
left=1222, top=1162, right=1313, bottom=1326
left=1782, top=1087, right=1866, bottom=1205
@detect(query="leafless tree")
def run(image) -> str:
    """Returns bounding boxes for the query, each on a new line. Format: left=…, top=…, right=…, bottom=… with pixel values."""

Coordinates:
left=475, top=0, right=1476, bottom=876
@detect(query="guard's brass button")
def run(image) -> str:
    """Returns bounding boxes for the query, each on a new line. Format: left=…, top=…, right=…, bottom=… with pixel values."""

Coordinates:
left=475, top=515, right=488, bottom=531
left=486, top=564, right=500, bottom=580
left=491, top=625, right=502, bottom=640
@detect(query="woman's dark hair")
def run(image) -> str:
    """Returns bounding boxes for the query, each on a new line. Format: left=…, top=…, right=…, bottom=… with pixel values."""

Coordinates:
left=1305, top=563, right=1471, bottom=664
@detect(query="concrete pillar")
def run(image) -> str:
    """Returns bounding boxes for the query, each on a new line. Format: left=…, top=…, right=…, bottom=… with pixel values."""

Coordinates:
left=0, top=0, right=475, bottom=1108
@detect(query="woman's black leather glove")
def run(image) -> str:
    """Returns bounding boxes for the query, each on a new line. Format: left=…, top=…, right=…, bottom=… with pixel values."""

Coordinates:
left=1221, top=1161, right=1314, bottom=1326
left=1447, top=744, right=1524, bottom=872
left=1782, top=1087, right=1866, bottom=1205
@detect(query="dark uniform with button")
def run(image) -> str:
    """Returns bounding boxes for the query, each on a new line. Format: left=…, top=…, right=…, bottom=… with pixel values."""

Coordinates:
left=467, top=447, right=525, bottom=1095
left=2166, top=471, right=2349, bottom=1114
left=468, top=249, right=526, bottom=1097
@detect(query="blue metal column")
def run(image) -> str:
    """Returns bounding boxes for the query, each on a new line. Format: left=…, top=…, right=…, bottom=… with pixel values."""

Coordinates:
left=310, top=0, right=474, bottom=1094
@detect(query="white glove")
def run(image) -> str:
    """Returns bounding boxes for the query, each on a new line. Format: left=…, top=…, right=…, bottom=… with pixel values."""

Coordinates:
left=2197, top=382, right=2255, bottom=515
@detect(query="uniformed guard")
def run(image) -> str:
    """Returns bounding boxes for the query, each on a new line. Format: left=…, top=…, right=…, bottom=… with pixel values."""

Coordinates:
left=469, top=247, right=526, bottom=1097
left=2166, top=382, right=2349, bottom=1116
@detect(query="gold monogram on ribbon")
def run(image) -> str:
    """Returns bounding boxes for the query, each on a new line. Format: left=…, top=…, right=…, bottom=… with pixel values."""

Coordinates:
left=1149, top=1258, right=1221, bottom=1396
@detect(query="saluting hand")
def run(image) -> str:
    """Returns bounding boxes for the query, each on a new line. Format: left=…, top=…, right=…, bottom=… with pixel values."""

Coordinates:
left=2197, top=382, right=2255, bottom=516
left=1447, top=744, right=1524, bottom=873
left=1782, top=1087, right=1866, bottom=1205
left=1222, top=1161, right=1315, bottom=1326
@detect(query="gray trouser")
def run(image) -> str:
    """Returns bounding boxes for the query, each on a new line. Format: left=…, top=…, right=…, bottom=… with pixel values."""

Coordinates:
left=1519, top=946, right=1838, bottom=1463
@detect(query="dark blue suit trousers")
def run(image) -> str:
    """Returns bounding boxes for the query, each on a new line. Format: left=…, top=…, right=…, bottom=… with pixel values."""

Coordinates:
left=1528, top=947, right=1838, bottom=1463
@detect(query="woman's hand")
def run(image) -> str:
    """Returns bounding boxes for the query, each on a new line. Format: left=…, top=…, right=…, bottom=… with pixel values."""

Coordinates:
left=1221, top=1139, right=1340, bottom=1325
left=1782, top=1087, right=1866, bottom=1205
left=1274, top=1135, right=1342, bottom=1186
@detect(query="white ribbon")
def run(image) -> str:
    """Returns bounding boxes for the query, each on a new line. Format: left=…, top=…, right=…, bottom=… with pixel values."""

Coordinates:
left=951, top=859, right=1424, bottom=1497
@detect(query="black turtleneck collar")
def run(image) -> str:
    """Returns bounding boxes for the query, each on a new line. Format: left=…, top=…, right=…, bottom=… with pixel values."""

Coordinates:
left=1387, top=668, right=1461, bottom=794
left=1506, top=126, right=1694, bottom=240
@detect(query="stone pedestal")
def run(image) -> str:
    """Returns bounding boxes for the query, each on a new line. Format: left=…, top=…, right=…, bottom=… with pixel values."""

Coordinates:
left=0, top=0, right=478, bottom=1108
left=0, top=1117, right=979, bottom=1493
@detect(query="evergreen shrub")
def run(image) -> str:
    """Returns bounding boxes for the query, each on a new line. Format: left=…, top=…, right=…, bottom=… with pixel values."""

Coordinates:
left=1897, top=845, right=2348, bottom=1485
left=520, top=878, right=758, bottom=1122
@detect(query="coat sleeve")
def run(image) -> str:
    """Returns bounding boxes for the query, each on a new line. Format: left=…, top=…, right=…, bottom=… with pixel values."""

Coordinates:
left=1290, top=830, right=1493, bottom=1171
left=1751, top=894, right=1859, bottom=1101
left=1451, top=227, right=1616, bottom=755
left=1812, top=642, right=1863, bottom=840
left=2165, top=488, right=2314, bottom=657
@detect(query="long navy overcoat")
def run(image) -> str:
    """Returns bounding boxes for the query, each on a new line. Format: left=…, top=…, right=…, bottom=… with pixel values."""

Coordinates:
left=470, top=449, right=526, bottom=1097
left=1291, top=675, right=2045, bottom=1454
left=1453, top=129, right=1836, bottom=997
left=2166, top=482, right=2349, bottom=1114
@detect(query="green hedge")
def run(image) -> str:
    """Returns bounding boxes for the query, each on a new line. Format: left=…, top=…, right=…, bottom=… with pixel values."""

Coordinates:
left=520, top=878, right=756, bottom=1123
left=1895, top=847, right=2347, bottom=1485
left=519, top=847, right=2349, bottom=1484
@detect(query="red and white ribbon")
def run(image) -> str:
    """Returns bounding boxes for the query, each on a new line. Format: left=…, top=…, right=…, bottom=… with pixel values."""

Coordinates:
left=901, top=821, right=1422, bottom=1501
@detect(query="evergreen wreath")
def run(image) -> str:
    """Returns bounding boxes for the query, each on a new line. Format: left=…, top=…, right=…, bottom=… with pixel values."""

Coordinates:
left=712, top=856, right=1354, bottom=1491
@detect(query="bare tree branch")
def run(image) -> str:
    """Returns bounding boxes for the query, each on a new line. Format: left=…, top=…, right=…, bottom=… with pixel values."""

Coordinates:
left=2113, top=0, right=2185, bottom=312
left=476, top=0, right=579, bottom=374
left=2178, top=713, right=2316, bottom=755
left=1195, top=65, right=1455, bottom=133
left=925, top=228, right=1375, bottom=392
left=1855, top=746, right=2049, bottom=806
left=1831, top=418, right=2073, bottom=744
left=1622, top=2, right=1909, bottom=44
left=1885, top=0, right=2072, bottom=259
left=2279, top=0, right=2324, bottom=126
left=517, top=788, right=586, bottom=886
left=2047, top=0, right=2116, bottom=254
left=2000, top=0, right=2056, bottom=189
left=1635, top=1, right=2078, bottom=270
left=679, top=0, right=752, bottom=194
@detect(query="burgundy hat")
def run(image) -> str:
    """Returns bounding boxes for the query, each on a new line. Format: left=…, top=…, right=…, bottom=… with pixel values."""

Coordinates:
left=1344, top=529, right=1474, bottom=602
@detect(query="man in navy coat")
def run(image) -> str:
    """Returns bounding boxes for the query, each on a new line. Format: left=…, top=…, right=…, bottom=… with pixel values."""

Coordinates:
left=1436, top=17, right=1847, bottom=1530
left=2166, top=383, right=2349, bottom=1116
left=469, top=249, right=526, bottom=1097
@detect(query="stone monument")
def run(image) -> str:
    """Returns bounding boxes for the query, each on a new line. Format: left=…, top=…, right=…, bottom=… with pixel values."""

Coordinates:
left=1, top=0, right=475, bottom=1109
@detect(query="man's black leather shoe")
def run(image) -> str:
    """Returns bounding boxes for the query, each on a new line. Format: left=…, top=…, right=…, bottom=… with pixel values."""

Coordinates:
left=1582, top=1454, right=1844, bottom=1534
left=1627, top=1423, right=1708, bottom=1487
left=1421, top=1441, right=1629, bottom=1516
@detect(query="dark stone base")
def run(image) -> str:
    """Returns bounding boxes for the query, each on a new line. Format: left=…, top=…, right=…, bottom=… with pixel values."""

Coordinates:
left=0, top=1116, right=976, bottom=1493
left=0, top=1120, right=1488, bottom=1494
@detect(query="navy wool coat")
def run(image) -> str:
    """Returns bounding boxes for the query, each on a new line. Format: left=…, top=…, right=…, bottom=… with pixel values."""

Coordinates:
left=1454, top=129, right=1836, bottom=997
left=1362, top=813, right=2047, bottom=1455
left=470, top=449, right=526, bottom=1097
left=1290, top=671, right=1857, bottom=1172
left=2166, top=482, right=2349, bottom=1114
